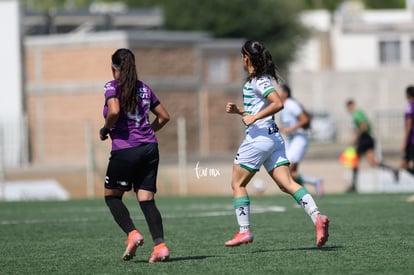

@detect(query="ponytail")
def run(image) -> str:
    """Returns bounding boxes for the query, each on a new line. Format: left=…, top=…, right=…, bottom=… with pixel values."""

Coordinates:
left=111, top=48, right=139, bottom=113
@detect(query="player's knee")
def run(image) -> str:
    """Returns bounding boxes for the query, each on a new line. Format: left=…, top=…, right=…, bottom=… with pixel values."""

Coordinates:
left=231, top=181, right=247, bottom=190
left=279, top=186, right=288, bottom=193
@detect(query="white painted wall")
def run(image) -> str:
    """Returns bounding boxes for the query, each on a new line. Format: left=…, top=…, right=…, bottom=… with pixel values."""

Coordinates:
left=290, top=37, right=321, bottom=72
left=0, top=0, right=25, bottom=167
left=0, top=0, right=22, bottom=118
left=294, top=7, right=414, bottom=72
left=332, top=31, right=378, bottom=70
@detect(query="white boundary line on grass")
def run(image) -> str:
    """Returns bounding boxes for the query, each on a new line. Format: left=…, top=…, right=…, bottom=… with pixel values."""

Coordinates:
left=164, top=205, right=286, bottom=219
left=0, top=205, right=286, bottom=225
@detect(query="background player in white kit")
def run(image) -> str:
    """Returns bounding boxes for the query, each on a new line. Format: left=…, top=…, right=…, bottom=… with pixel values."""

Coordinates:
left=224, top=40, right=330, bottom=248
left=277, top=84, right=324, bottom=197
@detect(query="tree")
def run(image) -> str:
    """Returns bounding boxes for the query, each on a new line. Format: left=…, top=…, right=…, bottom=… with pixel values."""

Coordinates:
left=363, top=0, right=405, bottom=9
left=118, top=0, right=309, bottom=72
left=303, top=0, right=405, bottom=10
left=20, top=0, right=94, bottom=10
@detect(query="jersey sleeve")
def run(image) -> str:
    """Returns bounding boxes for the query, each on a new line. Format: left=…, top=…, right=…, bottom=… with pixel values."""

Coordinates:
left=256, top=77, right=276, bottom=98
left=146, top=84, right=160, bottom=109
left=102, top=80, right=118, bottom=119
left=104, top=80, right=118, bottom=101
left=289, top=99, right=303, bottom=117
left=405, top=103, right=414, bottom=118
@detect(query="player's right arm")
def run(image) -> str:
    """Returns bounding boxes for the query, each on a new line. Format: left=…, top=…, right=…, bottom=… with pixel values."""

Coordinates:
left=104, top=97, right=120, bottom=129
left=100, top=81, right=119, bottom=141
left=225, top=102, right=245, bottom=116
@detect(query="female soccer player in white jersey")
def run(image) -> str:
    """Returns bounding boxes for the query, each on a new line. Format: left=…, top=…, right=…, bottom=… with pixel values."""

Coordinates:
left=224, top=40, right=330, bottom=247
left=277, top=84, right=324, bottom=197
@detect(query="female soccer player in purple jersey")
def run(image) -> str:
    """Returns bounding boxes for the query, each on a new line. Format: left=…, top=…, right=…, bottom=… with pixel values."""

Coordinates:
left=402, top=85, right=414, bottom=175
left=100, top=48, right=170, bottom=263
left=224, top=40, right=330, bottom=248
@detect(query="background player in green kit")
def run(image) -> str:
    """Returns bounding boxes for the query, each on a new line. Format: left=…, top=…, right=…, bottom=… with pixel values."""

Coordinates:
left=224, top=40, right=330, bottom=248
left=345, top=99, right=399, bottom=192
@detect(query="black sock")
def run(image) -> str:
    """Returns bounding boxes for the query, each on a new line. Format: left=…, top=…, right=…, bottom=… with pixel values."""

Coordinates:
left=378, top=162, right=399, bottom=181
left=139, top=200, right=164, bottom=245
left=350, top=167, right=358, bottom=190
left=105, top=196, right=135, bottom=235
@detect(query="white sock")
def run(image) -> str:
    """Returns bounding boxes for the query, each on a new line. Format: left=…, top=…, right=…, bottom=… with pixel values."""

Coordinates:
left=299, top=194, right=320, bottom=224
left=235, top=205, right=250, bottom=233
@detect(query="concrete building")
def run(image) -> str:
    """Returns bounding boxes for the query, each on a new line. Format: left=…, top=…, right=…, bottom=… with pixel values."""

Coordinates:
left=25, top=30, right=245, bottom=164
left=289, top=1, right=414, bottom=150
left=4, top=1, right=414, bottom=198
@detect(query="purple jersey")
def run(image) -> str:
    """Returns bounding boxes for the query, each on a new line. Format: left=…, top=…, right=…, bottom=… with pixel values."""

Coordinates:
left=405, top=101, right=414, bottom=145
left=103, top=80, right=160, bottom=151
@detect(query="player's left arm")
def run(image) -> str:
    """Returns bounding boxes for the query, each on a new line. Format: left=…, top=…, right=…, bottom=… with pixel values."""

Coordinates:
left=151, top=103, right=170, bottom=132
left=284, top=112, right=309, bottom=134
left=242, top=91, right=283, bottom=126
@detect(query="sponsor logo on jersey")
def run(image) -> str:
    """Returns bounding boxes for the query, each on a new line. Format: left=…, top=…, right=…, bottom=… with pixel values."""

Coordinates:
left=117, top=181, right=128, bottom=187
left=139, top=87, right=150, bottom=98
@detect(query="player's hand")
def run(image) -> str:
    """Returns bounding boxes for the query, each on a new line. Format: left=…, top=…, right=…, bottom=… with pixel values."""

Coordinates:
left=280, top=126, right=293, bottom=135
left=99, top=127, right=110, bottom=140
left=278, top=126, right=287, bottom=134
left=225, top=102, right=239, bottom=114
left=242, top=114, right=256, bottom=126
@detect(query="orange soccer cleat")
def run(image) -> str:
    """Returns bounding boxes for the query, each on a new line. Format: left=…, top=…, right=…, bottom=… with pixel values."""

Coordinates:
left=225, top=229, right=254, bottom=247
left=122, top=230, right=144, bottom=261
left=149, top=243, right=170, bottom=263
left=315, top=214, right=330, bottom=247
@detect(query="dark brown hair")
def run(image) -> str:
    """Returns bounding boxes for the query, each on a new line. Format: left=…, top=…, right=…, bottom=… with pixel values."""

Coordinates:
left=241, top=40, right=282, bottom=83
left=406, top=85, right=414, bottom=97
left=111, top=48, right=139, bottom=113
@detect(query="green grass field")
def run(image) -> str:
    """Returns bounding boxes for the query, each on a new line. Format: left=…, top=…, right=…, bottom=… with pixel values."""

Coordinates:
left=0, top=193, right=413, bottom=274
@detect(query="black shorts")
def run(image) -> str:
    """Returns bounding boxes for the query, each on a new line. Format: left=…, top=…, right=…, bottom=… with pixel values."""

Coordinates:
left=356, top=132, right=375, bottom=155
left=403, top=143, right=414, bottom=161
left=104, top=143, right=159, bottom=193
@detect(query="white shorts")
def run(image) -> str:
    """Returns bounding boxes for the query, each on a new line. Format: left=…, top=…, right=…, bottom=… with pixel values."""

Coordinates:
left=285, top=134, right=309, bottom=164
left=234, top=130, right=290, bottom=172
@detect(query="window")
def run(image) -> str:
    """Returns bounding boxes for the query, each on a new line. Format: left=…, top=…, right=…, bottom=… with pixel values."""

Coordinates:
left=207, top=57, right=229, bottom=83
left=379, top=40, right=401, bottom=65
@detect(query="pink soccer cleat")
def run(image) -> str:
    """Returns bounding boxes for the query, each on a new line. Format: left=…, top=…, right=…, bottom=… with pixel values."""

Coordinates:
left=225, top=229, right=254, bottom=247
left=149, top=243, right=170, bottom=263
left=315, top=214, right=330, bottom=247
left=122, top=230, right=144, bottom=261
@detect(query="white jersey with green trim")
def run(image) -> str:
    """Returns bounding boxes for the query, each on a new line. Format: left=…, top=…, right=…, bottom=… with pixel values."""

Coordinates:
left=243, top=76, right=277, bottom=133
left=279, top=97, right=308, bottom=139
